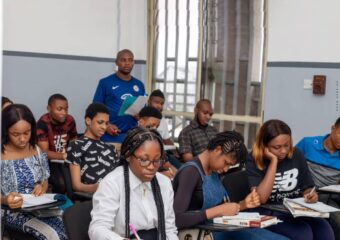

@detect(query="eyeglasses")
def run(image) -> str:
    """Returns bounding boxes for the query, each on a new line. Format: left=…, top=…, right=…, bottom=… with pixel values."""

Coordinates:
left=133, top=154, right=163, bottom=167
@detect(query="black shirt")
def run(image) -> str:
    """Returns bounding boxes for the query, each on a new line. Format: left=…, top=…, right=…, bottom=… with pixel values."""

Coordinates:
left=246, top=148, right=314, bottom=203
left=67, top=136, right=120, bottom=184
left=173, top=158, right=206, bottom=229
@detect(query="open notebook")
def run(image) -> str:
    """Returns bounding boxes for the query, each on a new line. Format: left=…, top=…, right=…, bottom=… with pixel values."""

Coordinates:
left=21, top=194, right=57, bottom=208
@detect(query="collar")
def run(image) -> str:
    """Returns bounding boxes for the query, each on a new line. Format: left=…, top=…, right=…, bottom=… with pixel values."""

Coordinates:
left=128, top=167, right=152, bottom=191
left=190, top=118, right=208, bottom=129
left=312, top=134, right=329, bottom=151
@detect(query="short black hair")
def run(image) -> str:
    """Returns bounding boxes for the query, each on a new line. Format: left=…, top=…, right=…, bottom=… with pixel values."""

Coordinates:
left=139, top=106, right=162, bottom=119
left=85, top=103, right=109, bottom=120
left=48, top=93, right=68, bottom=105
left=2, top=104, right=37, bottom=153
left=116, top=49, right=134, bottom=61
left=2, top=96, right=13, bottom=108
left=150, top=89, right=165, bottom=99
left=335, top=117, right=340, bottom=127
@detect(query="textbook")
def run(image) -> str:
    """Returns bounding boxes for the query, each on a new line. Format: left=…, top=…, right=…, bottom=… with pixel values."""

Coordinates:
left=21, top=194, right=57, bottom=208
left=283, top=198, right=340, bottom=218
left=213, top=213, right=280, bottom=228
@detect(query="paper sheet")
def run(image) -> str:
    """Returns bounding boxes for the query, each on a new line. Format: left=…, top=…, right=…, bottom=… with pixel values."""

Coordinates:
left=21, top=194, right=57, bottom=208
left=118, top=95, right=147, bottom=116
left=164, top=145, right=176, bottom=151
left=286, top=197, right=340, bottom=213
left=319, top=185, right=340, bottom=193
left=221, top=212, right=261, bottom=220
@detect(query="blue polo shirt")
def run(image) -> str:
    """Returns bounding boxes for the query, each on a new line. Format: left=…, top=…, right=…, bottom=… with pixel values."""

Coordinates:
left=93, top=73, right=145, bottom=143
left=296, top=135, right=340, bottom=187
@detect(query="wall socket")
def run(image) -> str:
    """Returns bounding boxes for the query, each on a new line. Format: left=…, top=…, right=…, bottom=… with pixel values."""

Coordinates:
left=304, top=79, right=313, bottom=90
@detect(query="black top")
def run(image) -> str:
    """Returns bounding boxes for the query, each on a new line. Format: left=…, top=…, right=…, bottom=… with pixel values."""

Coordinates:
left=67, top=136, right=120, bottom=184
left=173, top=158, right=207, bottom=229
left=246, top=148, right=314, bottom=203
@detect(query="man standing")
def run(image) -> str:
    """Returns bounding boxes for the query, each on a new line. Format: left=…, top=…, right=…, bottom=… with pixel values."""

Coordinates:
left=93, top=49, right=145, bottom=151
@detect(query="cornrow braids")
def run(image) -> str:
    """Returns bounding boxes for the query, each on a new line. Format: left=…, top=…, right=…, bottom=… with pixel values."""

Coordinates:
left=121, top=127, right=166, bottom=239
left=207, top=131, right=248, bottom=165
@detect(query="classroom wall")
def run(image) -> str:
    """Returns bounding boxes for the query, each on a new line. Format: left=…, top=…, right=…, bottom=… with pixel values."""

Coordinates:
left=264, top=0, right=340, bottom=143
left=2, top=0, right=148, bottom=132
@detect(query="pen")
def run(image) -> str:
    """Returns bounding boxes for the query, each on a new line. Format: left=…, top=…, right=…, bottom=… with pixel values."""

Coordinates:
left=223, top=192, right=231, bottom=203
left=308, top=186, right=316, bottom=197
left=128, top=223, right=141, bottom=240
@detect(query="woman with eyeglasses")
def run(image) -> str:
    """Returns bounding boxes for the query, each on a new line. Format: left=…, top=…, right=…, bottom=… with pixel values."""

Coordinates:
left=173, top=131, right=289, bottom=240
left=89, top=127, right=178, bottom=240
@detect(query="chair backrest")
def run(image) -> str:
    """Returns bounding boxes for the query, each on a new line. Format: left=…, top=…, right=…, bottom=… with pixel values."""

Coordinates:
left=62, top=163, right=75, bottom=200
left=221, top=169, right=250, bottom=202
left=63, top=201, right=92, bottom=240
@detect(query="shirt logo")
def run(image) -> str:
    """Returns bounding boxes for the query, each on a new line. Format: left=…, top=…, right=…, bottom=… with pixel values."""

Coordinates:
left=273, top=168, right=298, bottom=192
left=112, top=85, right=119, bottom=90
left=133, top=85, right=139, bottom=92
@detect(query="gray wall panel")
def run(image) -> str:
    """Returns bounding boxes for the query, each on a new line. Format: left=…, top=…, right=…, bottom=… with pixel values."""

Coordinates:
left=264, top=66, right=340, bottom=143
left=2, top=55, right=147, bottom=133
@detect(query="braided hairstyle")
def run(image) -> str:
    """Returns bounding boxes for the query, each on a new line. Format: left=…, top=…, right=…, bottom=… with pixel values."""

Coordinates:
left=120, top=127, right=166, bottom=240
left=207, top=131, right=248, bottom=166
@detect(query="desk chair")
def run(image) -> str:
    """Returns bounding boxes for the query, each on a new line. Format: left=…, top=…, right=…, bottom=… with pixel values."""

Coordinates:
left=221, top=169, right=250, bottom=202
left=63, top=201, right=92, bottom=240
left=61, top=163, right=93, bottom=202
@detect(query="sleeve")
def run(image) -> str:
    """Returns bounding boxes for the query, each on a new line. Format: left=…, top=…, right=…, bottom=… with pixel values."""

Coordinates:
left=93, top=79, right=106, bottom=103
left=159, top=118, right=170, bottom=140
left=178, top=128, right=192, bottom=155
left=246, top=154, right=265, bottom=188
left=295, top=137, right=306, bottom=153
left=68, top=116, right=78, bottom=139
left=66, top=141, right=82, bottom=165
left=36, top=150, right=50, bottom=181
left=173, top=167, right=206, bottom=229
left=88, top=174, right=123, bottom=240
left=36, top=120, right=49, bottom=142
left=295, top=149, right=315, bottom=191
left=164, top=181, right=179, bottom=240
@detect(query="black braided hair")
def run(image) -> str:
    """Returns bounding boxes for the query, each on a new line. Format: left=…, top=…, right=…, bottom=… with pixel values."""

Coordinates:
left=120, top=127, right=165, bottom=239
left=207, top=131, right=248, bottom=166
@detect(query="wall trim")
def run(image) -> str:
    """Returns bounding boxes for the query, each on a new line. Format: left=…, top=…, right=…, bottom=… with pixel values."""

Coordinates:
left=3, top=50, right=147, bottom=64
left=267, top=61, right=340, bottom=69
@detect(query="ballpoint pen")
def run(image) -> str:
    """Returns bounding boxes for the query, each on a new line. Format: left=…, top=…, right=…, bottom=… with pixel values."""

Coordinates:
left=308, top=186, right=316, bottom=197
left=223, top=192, right=231, bottom=203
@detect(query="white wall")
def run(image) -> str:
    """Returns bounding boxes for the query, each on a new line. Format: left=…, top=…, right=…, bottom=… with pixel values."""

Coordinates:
left=267, top=0, right=340, bottom=62
left=3, top=0, right=147, bottom=60
left=265, top=0, right=340, bottom=143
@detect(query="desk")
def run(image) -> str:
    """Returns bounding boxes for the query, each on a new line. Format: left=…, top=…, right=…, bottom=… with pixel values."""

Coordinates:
left=261, top=203, right=289, bottom=214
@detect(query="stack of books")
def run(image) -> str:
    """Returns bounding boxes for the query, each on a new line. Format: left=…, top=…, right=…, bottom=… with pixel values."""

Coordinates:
left=213, top=212, right=281, bottom=228
left=283, top=197, right=340, bottom=218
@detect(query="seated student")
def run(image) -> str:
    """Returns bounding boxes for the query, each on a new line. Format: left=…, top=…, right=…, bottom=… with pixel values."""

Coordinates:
left=178, top=99, right=218, bottom=162
left=1, top=104, right=66, bottom=240
left=296, top=117, right=340, bottom=240
left=89, top=127, right=178, bottom=239
left=246, top=119, right=335, bottom=240
left=37, top=93, right=77, bottom=193
left=148, top=89, right=183, bottom=169
left=2, top=96, right=13, bottom=110
left=138, top=106, right=177, bottom=179
left=173, top=131, right=289, bottom=240
left=66, top=103, right=120, bottom=194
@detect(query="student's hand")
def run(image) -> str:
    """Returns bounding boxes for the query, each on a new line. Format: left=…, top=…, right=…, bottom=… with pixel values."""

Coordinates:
left=107, top=124, right=120, bottom=136
left=264, top=148, right=278, bottom=162
left=32, top=183, right=45, bottom=196
left=303, top=188, right=318, bottom=203
left=217, top=166, right=230, bottom=174
left=6, top=192, right=23, bottom=209
left=242, top=188, right=261, bottom=209
left=221, top=202, right=240, bottom=216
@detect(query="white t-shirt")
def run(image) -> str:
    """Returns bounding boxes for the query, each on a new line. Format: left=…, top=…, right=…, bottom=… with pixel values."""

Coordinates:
left=157, top=117, right=170, bottom=140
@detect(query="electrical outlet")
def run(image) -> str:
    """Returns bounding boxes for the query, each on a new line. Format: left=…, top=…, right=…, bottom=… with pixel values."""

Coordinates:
left=304, top=79, right=312, bottom=90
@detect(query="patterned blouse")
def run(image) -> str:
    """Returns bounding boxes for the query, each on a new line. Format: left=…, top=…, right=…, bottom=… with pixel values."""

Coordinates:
left=1, top=151, right=50, bottom=195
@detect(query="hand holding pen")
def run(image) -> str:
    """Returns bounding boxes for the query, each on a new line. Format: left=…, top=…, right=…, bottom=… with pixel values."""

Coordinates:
left=304, top=186, right=318, bottom=203
left=129, top=223, right=142, bottom=240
